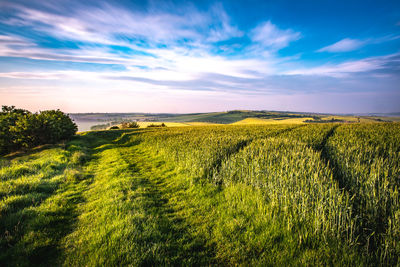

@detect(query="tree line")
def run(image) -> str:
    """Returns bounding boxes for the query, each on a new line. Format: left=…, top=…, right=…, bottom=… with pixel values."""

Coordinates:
left=0, top=106, right=77, bottom=155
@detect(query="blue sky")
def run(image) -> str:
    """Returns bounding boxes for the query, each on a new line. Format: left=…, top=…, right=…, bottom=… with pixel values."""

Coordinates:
left=0, top=0, right=399, bottom=113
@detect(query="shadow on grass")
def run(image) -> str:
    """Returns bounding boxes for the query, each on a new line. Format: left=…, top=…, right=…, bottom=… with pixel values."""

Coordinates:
left=0, top=132, right=105, bottom=266
left=1, top=129, right=212, bottom=265
left=117, top=148, right=215, bottom=265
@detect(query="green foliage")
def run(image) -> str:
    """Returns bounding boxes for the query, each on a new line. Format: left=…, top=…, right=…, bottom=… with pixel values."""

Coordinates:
left=119, top=121, right=140, bottom=129
left=127, top=121, right=140, bottom=128
left=147, top=123, right=166, bottom=128
left=0, top=106, right=30, bottom=154
left=0, top=106, right=77, bottom=154
left=0, top=123, right=399, bottom=265
left=36, top=110, right=78, bottom=143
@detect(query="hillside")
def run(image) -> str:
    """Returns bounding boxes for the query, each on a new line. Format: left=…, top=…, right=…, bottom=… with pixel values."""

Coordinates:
left=1, top=123, right=399, bottom=265
left=71, top=110, right=399, bottom=131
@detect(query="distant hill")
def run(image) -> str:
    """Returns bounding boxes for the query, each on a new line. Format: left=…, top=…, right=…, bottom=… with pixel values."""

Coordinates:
left=161, top=110, right=312, bottom=124
left=69, top=110, right=400, bottom=131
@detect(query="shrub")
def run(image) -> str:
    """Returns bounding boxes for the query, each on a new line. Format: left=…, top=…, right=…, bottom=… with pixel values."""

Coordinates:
left=0, top=106, right=77, bottom=154
left=0, top=106, right=30, bottom=153
left=120, top=121, right=140, bottom=129
left=147, top=123, right=167, bottom=128
left=36, top=110, right=78, bottom=143
left=128, top=122, right=140, bottom=128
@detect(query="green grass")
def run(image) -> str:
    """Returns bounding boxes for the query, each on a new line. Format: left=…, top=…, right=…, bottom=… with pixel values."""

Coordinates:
left=75, top=110, right=397, bottom=131
left=163, top=111, right=310, bottom=124
left=1, top=124, right=399, bottom=265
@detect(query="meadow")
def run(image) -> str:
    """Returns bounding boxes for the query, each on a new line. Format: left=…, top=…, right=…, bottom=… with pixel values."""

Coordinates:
left=77, top=110, right=396, bottom=131
left=1, top=123, right=399, bottom=265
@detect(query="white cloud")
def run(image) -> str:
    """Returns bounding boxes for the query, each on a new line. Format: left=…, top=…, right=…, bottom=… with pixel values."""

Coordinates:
left=3, top=2, right=242, bottom=46
left=0, top=35, right=31, bottom=45
left=0, top=2, right=299, bottom=82
left=284, top=54, right=396, bottom=77
left=206, top=3, right=243, bottom=42
left=318, top=38, right=365, bottom=52
left=250, top=21, right=301, bottom=49
left=1, top=1, right=399, bottom=114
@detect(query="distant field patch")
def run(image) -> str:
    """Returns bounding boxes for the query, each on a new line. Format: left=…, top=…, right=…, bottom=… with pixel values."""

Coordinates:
left=232, top=117, right=312, bottom=125
left=321, top=116, right=377, bottom=123
left=137, top=122, right=188, bottom=128
left=184, top=122, right=221, bottom=126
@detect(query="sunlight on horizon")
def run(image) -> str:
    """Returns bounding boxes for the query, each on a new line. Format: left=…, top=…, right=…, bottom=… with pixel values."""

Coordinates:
left=0, top=0, right=399, bottom=113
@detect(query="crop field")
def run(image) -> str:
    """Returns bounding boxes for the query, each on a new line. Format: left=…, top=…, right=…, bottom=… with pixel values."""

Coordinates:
left=1, top=123, right=399, bottom=265
left=232, top=117, right=313, bottom=125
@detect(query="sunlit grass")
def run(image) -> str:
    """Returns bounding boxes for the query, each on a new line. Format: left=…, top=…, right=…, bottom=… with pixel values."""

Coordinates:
left=232, top=117, right=312, bottom=124
left=1, top=123, right=398, bottom=265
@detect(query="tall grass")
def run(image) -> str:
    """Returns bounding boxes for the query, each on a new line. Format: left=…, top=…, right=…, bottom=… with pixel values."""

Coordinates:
left=0, top=146, right=90, bottom=265
left=326, top=123, right=400, bottom=264
left=1, top=123, right=398, bottom=265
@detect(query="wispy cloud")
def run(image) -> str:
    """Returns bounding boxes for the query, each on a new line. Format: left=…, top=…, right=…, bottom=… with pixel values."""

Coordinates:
left=206, top=3, right=243, bottom=42
left=0, top=0, right=399, bottom=113
left=317, top=34, right=400, bottom=53
left=0, top=35, right=31, bottom=45
left=2, top=1, right=242, bottom=47
left=0, top=2, right=287, bottom=81
left=285, top=53, right=400, bottom=77
left=318, top=38, right=365, bottom=52
left=250, top=21, right=301, bottom=50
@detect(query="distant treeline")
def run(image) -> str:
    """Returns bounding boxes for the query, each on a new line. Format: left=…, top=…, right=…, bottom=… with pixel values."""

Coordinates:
left=304, top=117, right=345, bottom=123
left=0, top=106, right=77, bottom=155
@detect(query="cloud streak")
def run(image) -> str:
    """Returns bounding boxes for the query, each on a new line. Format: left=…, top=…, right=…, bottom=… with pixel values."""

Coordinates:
left=318, top=38, right=365, bottom=52
left=0, top=0, right=399, bottom=113
left=284, top=53, right=400, bottom=78
left=250, top=21, right=301, bottom=50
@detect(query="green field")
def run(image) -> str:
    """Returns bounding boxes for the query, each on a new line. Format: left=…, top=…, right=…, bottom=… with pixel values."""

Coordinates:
left=73, top=110, right=400, bottom=131
left=1, top=123, right=399, bottom=265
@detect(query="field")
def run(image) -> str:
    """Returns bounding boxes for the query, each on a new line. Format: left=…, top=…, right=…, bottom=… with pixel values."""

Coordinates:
left=72, top=110, right=400, bottom=131
left=232, top=117, right=313, bottom=125
left=1, top=123, right=399, bottom=265
left=123, top=121, right=220, bottom=129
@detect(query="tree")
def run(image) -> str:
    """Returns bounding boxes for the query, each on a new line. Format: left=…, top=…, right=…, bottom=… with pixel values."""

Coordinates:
left=36, top=110, right=78, bottom=143
left=0, top=106, right=31, bottom=153
left=120, top=121, right=140, bottom=129
left=0, top=106, right=77, bottom=154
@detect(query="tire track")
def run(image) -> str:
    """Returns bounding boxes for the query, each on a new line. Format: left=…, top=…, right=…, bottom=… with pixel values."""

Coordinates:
left=208, top=124, right=306, bottom=185
left=117, top=147, right=213, bottom=265
left=307, top=124, right=387, bottom=263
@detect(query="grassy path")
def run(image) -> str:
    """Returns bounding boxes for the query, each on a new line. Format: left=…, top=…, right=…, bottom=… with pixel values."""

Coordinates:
left=2, top=125, right=396, bottom=265
left=0, top=143, right=94, bottom=266
left=63, top=131, right=212, bottom=266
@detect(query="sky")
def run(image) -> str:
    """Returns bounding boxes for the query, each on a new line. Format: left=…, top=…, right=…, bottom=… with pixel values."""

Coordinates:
left=0, top=0, right=399, bottom=113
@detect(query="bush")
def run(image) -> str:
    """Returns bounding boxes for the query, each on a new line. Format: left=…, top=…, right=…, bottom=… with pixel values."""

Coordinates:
left=109, top=126, right=120, bottom=130
left=128, top=122, right=140, bottom=128
left=147, top=123, right=167, bottom=128
left=120, top=121, right=140, bottom=129
left=0, top=106, right=30, bottom=153
left=0, top=106, right=77, bottom=154
left=37, top=110, right=78, bottom=143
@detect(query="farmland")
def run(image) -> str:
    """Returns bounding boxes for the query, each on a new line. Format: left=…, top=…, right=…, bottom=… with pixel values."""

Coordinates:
left=70, top=110, right=399, bottom=131
left=1, top=123, right=399, bottom=265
